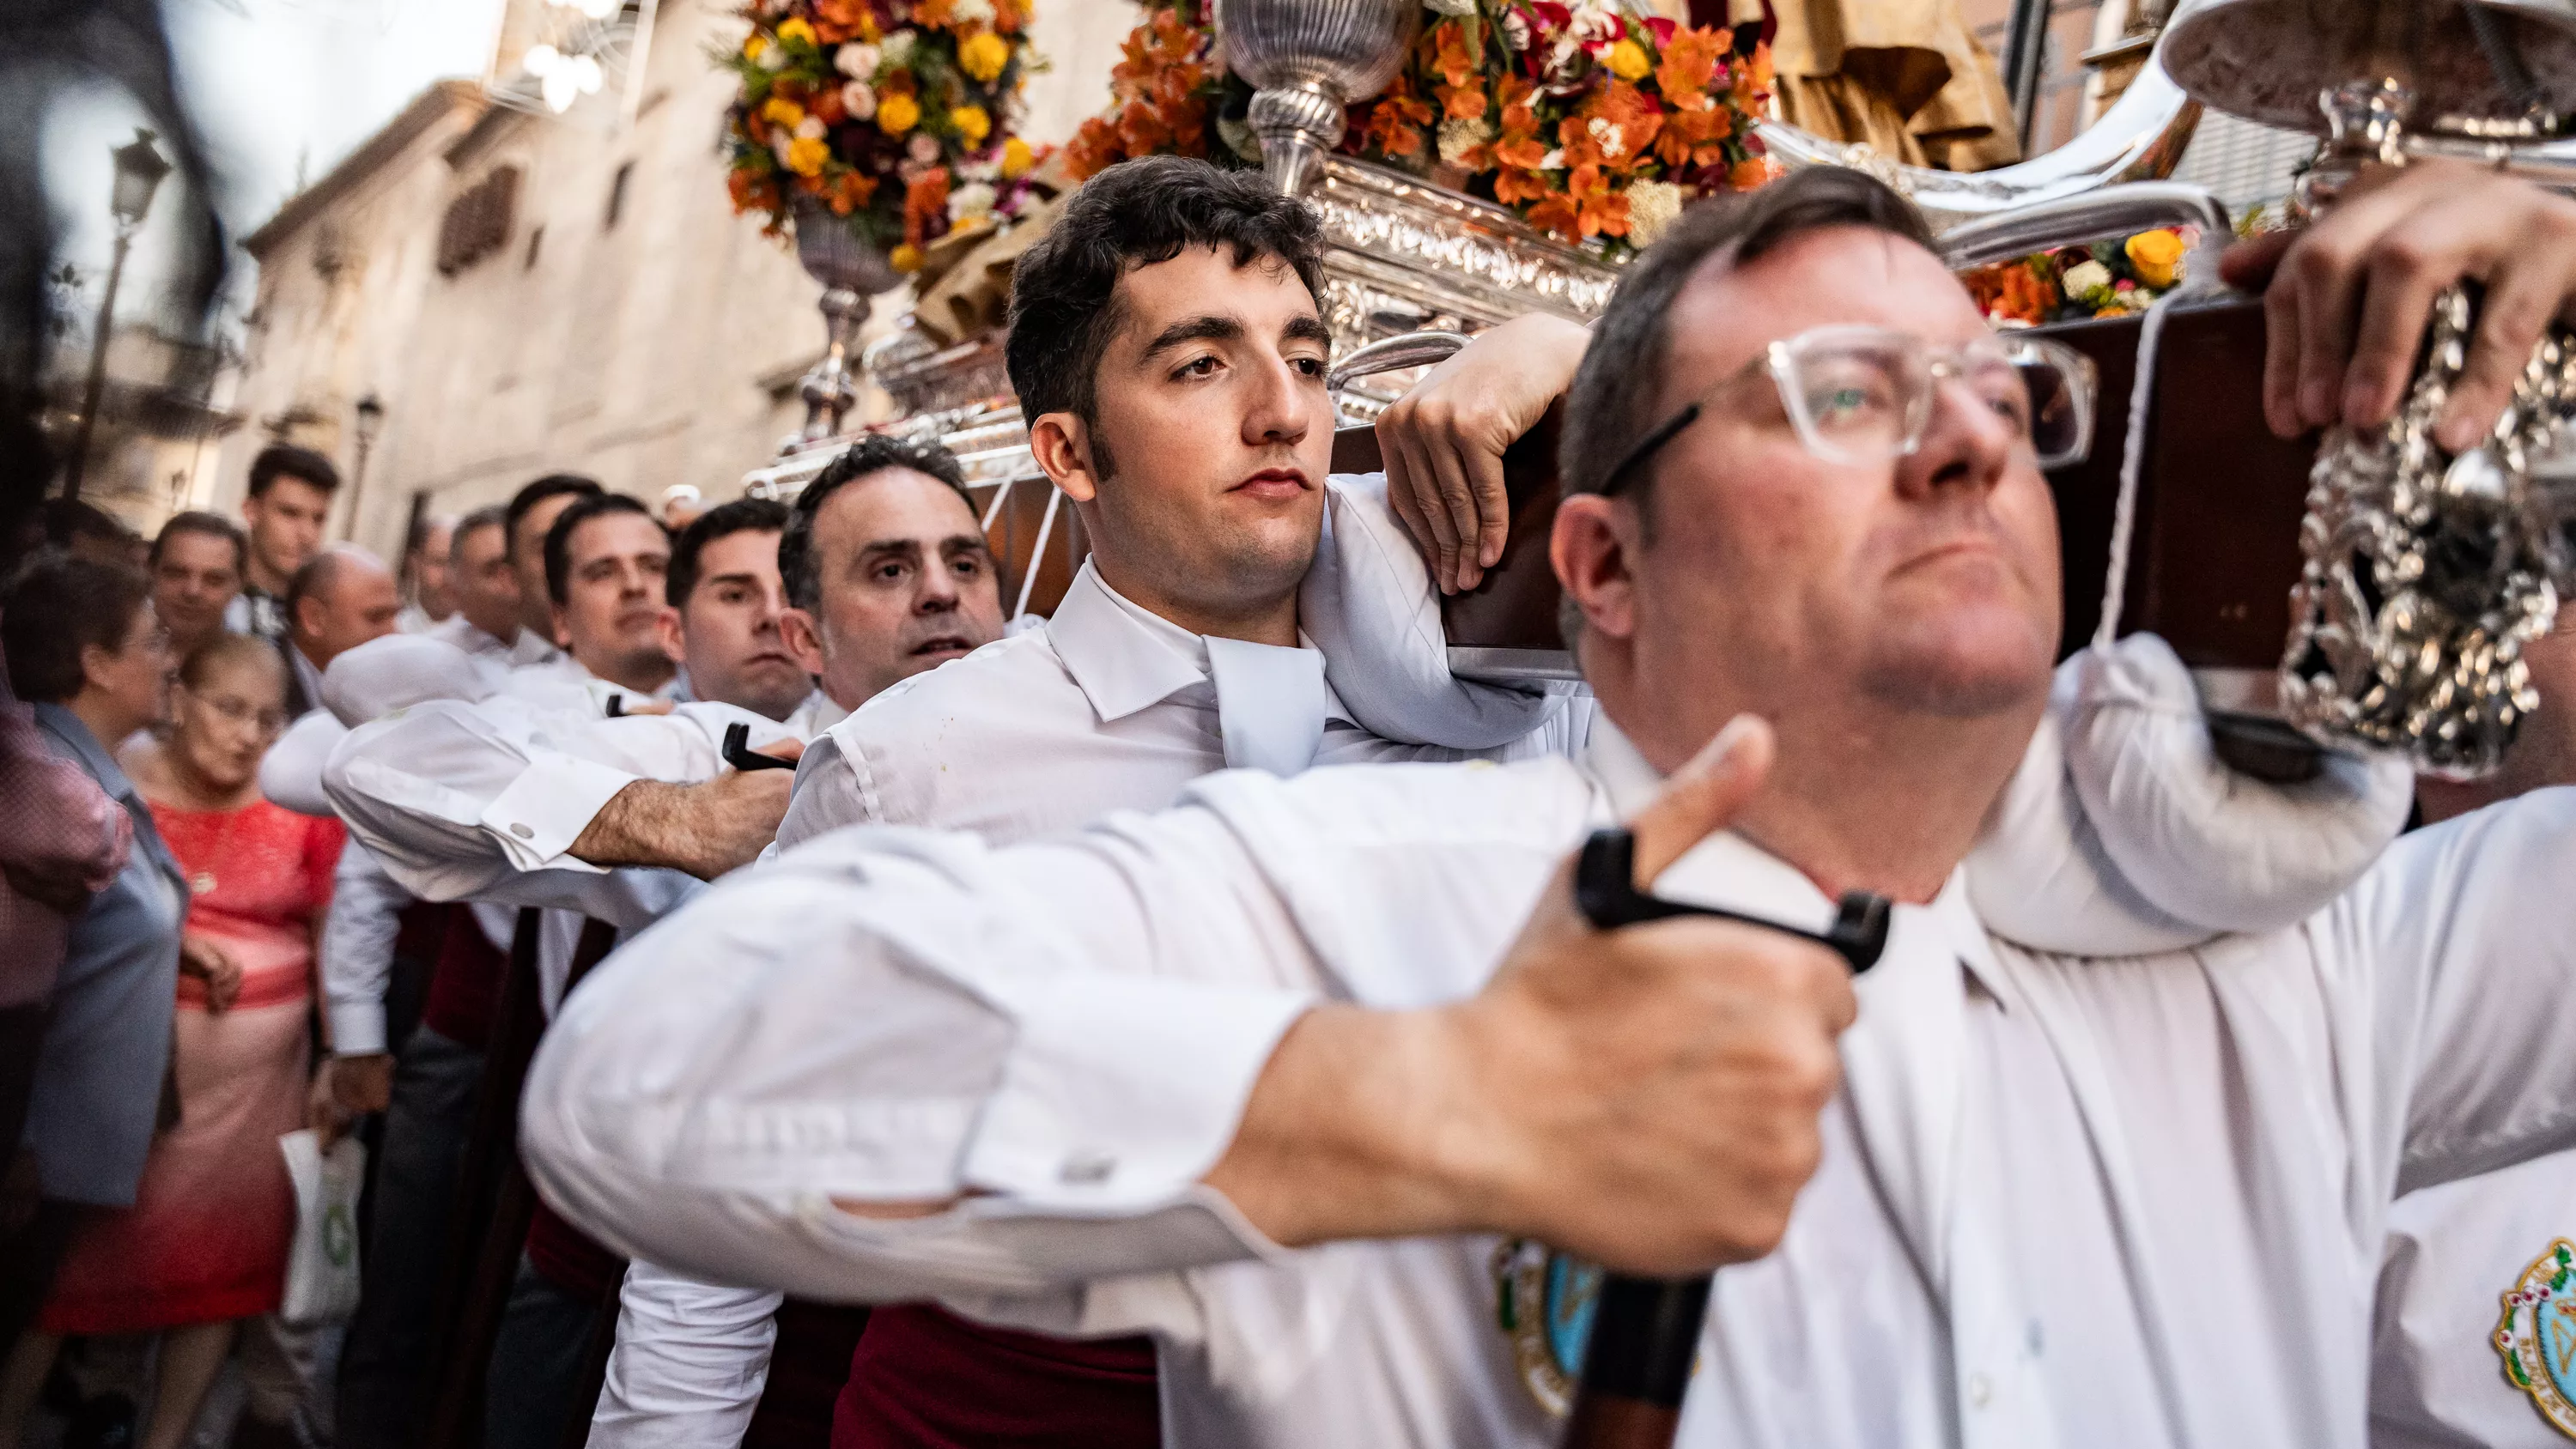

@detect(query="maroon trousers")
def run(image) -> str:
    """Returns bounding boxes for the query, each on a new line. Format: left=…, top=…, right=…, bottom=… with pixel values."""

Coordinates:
left=833, top=1306, right=1158, bottom=1448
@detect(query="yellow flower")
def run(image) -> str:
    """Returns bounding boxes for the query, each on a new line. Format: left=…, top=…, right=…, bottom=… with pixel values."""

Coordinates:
left=890, top=243, right=925, bottom=272
left=1605, top=39, right=1652, bottom=81
left=742, top=33, right=767, bottom=61
left=999, top=136, right=1035, bottom=179
left=775, top=16, right=817, bottom=47
left=950, top=104, right=991, bottom=145
left=2124, top=228, right=2185, bottom=289
left=859, top=13, right=880, bottom=41
left=786, top=136, right=830, bottom=176
left=876, top=91, right=920, bottom=134
left=958, top=30, right=1011, bottom=83
left=761, top=96, right=806, bottom=129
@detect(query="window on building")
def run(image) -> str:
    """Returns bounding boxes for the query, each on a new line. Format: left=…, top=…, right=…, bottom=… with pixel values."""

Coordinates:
left=526, top=225, right=544, bottom=269
left=605, top=161, right=635, bottom=230
left=436, top=166, right=519, bottom=276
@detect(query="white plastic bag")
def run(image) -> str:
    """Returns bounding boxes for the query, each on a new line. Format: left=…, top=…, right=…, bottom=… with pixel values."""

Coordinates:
left=277, top=1129, right=365, bottom=1325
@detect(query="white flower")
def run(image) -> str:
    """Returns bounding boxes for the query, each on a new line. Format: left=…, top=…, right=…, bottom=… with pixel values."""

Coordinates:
left=1437, top=115, right=1495, bottom=166
left=1500, top=8, right=1532, bottom=49
left=834, top=42, right=880, bottom=78
left=1587, top=116, right=1625, bottom=159
left=756, top=41, right=791, bottom=71
left=840, top=80, right=876, bottom=120
left=908, top=132, right=941, bottom=164
left=949, top=181, right=998, bottom=221
left=2060, top=260, right=2113, bottom=300
left=794, top=114, right=828, bottom=140
left=951, top=0, right=994, bottom=21
left=1568, top=1, right=1621, bottom=43
left=1538, top=147, right=1564, bottom=169
left=880, top=31, right=917, bottom=64
left=770, top=132, right=798, bottom=167
left=1625, top=179, right=1683, bottom=246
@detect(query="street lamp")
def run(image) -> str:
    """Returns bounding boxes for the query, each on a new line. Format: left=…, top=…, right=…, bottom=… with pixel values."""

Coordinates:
left=351, top=392, right=386, bottom=501
left=64, top=129, right=173, bottom=502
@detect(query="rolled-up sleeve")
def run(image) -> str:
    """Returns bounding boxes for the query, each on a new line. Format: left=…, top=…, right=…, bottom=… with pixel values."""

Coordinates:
left=522, top=810, right=1318, bottom=1307
left=325, top=700, right=734, bottom=928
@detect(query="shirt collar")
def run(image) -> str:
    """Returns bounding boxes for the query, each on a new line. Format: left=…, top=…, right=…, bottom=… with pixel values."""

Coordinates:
left=31, top=702, right=135, bottom=803
left=508, top=628, right=562, bottom=667
left=1579, top=714, right=2000, bottom=987
left=1046, top=558, right=1356, bottom=728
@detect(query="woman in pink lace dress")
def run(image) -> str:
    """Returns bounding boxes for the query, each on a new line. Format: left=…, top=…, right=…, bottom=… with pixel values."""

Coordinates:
left=39, top=634, right=341, bottom=1449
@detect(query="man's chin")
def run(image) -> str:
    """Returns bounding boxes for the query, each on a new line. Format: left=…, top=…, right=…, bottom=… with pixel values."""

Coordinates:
left=1858, top=621, right=2055, bottom=720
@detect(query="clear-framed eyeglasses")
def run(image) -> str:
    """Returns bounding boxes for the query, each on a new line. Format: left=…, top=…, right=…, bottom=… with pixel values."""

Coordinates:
left=1598, top=324, right=2099, bottom=495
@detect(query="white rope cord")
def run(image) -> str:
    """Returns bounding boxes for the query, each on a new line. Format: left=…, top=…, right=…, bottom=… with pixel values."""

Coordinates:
left=2093, top=238, right=2237, bottom=651
left=1012, top=484, right=1063, bottom=621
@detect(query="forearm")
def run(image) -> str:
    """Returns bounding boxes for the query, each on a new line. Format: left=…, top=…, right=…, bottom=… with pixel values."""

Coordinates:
left=1201, top=1003, right=1491, bottom=1248
left=567, top=780, right=731, bottom=877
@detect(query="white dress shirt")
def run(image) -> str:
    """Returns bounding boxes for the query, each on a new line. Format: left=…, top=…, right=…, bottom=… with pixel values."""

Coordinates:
left=600, top=561, right=1589, bottom=1449
left=424, top=614, right=520, bottom=690
left=775, top=557, right=1590, bottom=851
left=526, top=715, right=2576, bottom=1449
left=318, top=839, right=416, bottom=1055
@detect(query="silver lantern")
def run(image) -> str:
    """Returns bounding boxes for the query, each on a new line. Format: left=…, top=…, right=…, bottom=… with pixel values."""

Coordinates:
left=790, top=197, right=907, bottom=447
left=1218, top=0, right=1421, bottom=194
left=2156, top=0, right=2576, bottom=776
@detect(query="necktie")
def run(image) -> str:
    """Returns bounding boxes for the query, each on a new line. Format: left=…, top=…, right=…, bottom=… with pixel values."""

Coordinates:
left=1205, top=635, right=1327, bottom=776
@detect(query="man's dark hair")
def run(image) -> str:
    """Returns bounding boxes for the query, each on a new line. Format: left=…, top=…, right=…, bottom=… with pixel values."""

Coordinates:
left=1554, top=168, right=1937, bottom=646
left=668, top=497, right=787, bottom=607
left=1004, top=156, right=1325, bottom=476
left=452, top=503, right=508, bottom=565
left=543, top=492, right=661, bottom=605
left=247, top=443, right=343, bottom=500
left=3, top=555, right=152, bottom=703
left=149, top=511, right=246, bottom=573
left=505, top=474, right=605, bottom=558
left=1561, top=167, right=1937, bottom=513
left=779, top=435, right=975, bottom=614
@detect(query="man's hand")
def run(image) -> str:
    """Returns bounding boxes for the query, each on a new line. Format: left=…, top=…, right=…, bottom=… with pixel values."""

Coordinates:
left=1376, top=313, right=1592, bottom=595
left=179, top=935, right=244, bottom=1014
left=2220, top=160, right=2576, bottom=452
left=568, top=767, right=797, bottom=881
left=330, top=1052, right=396, bottom=1117
left=1206, top=717, right=1861, bottom=1276
left=309, top=1067, right=355, bottom=1149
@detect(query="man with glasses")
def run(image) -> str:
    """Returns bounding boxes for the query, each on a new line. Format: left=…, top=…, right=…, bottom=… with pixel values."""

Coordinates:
left=530, top=161, right=2576, bottom=1448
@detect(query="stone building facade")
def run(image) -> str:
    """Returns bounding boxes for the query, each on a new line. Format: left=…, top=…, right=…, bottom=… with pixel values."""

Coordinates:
left=213, top=0, right=1134, bottom=560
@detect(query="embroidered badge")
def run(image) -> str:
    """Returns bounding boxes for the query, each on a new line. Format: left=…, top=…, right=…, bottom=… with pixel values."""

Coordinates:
left=2494, top=1238, right=2576, bottom=1439
left=1493, top=1238, right=1603, bottom=1416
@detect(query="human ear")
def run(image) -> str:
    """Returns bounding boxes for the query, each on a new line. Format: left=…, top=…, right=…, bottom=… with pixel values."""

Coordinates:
left=1028, top=412, right=1100, bottom=505
left=1551, top=494, right=1642, bottom=643
left=781, top=608, right=828, bottom=676
left=654, top=608, right=687, bottom=666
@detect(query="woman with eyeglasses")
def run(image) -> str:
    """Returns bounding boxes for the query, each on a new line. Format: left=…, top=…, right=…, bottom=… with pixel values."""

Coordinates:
left=31, top=632, right=343, bottom=1449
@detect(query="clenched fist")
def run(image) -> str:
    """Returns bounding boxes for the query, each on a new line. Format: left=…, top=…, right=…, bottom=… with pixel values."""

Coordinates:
left=1208, top=718, right=1857, bottom=1276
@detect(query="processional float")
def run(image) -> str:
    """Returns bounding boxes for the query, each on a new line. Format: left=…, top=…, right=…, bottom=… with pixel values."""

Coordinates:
left=740, top=0, right=2576, bottom=1440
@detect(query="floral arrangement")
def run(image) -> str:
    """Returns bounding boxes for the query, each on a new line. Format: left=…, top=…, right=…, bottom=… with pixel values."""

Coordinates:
left=1963, top=227, right=2193, bottom=326
left=1067, top=0, right=1780, bottom=258
left=720, top=0, right=1049, bottom=273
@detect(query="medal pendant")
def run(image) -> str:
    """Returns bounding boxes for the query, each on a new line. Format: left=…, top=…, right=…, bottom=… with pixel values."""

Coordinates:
left=1492, top=1238, right=1603, bottom=1417
left=191, top=872, right=216, bottom=896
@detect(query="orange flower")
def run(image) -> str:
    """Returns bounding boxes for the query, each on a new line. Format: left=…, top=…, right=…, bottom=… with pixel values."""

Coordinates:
left=810, top=87, right=848, bottom=125
left=1493, top=168, right=1553, bottom=205
left=1526, top=194, right=1581, bottom=241
left=1655, top=26, right=1728, bottom=104
left=902, top=166, right=951, bottom=247
left=1115, top=97, right=1172, bottom=155
left=913, top=0, right=955, bottom=27
left=829, top=169, right=878, bottom=215
left=1655, top=100, right=1732, bottom=167
left=1431, top=21, right=1479, bottom=89
left=1439, top=82, right=1489, bottom=120
left=1575, top=82, right=1662, bottom=172
left=1728, top=156, right=1781, bottom=190
left=814, top=0, right=871, bottom=43
left=1069, top=115, right=1121, bottom=178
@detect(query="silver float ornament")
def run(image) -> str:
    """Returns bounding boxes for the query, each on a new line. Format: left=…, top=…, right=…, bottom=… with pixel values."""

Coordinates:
left=790, top=197, right=907, bottom=446
left=2155, top=0, right=2576, bottom=776
left=1217, top=0, right=1422, bottom=194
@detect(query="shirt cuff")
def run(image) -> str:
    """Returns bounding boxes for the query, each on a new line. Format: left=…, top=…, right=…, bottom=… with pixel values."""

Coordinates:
left=329, top=1000, right=390, bottom=1056
left=961, top=977, right=1312, bottom=1211
left=481, top=750, right=639, bottom=874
